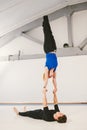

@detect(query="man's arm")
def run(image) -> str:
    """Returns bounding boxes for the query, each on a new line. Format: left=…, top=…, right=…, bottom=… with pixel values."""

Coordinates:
left=42, top=87, right=48, bottom=107
left=53, top=91, right=60, bottom=111
left=53, top=91, right=58, bottom=105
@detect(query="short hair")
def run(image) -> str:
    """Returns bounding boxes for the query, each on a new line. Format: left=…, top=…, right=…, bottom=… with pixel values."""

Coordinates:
left=57, top=115, right=67, bottom=123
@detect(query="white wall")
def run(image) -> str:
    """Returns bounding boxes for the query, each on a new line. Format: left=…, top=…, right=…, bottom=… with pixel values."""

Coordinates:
left=72, top=10, right=87, bottom=46
left=0, top=55, right=87, bottom=103
left=0, top=10, right=87, bottom=103
left=0, top=36, right=43, bottom=56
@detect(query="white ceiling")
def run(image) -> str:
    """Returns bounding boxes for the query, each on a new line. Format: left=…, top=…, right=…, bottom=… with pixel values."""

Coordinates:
left=0, top=0, right=87, bottom=36
left=0, top=0, right=87, bottom=59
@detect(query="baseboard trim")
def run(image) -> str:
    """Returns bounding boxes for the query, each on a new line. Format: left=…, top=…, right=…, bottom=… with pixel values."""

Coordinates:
left=0, top=102, right=87, bottom=105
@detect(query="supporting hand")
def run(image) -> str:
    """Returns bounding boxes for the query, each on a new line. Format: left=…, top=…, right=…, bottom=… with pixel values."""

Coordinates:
left=53, top=89, right=58, bottom=104
left=53, top=87, right=57, bottom=93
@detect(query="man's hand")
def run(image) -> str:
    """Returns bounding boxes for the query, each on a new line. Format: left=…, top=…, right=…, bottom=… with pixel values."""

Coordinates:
left=53, top=87, right=57, bottom=93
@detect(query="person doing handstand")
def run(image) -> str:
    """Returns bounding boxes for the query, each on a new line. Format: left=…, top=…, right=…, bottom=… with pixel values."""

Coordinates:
left=42, top=15, right=58, bottom=92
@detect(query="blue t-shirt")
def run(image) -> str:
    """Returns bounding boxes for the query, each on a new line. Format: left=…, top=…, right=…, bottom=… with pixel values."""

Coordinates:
left=45, top=53, right=58, bottom=71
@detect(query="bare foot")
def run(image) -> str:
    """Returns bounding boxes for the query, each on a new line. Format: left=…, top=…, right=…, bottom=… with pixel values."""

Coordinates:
left=13, top=107, right=19, bottom=115
left=24, top=106, right=27, bottom=112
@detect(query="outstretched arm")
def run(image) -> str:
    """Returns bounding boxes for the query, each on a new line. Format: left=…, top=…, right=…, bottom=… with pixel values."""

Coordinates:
left=53, top=91, right=60, bottom=111
left=53, top=91, right=58, bottom=105
left=42, top=87, right=48, bottom=107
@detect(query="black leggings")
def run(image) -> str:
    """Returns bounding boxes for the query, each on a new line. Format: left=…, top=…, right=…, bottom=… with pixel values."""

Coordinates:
left=42, top=16, right=57, bottom=53
left=19, top=109, right=43, bottom=119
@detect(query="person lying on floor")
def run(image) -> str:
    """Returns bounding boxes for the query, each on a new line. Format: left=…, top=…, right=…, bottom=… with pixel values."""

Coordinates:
left=13, top=88, right=67, bottom=123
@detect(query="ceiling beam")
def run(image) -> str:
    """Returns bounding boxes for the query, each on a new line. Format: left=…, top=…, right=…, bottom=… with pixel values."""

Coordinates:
left=24, top=1, right=87, bottom=32
left=0, top=47, right=87, bottom=61
left=78, top=38, right=87, bottom=50
left=66, top=12, right=73, bottom=47
left=71, top=1, right=87, bottom=12
left=21, top=33, right=43, bottom=45
left=0, top=1, right=87, bottom=59
left=0, top=30, right=21, bottom=48
left=0, top=2, right=87, bottom=37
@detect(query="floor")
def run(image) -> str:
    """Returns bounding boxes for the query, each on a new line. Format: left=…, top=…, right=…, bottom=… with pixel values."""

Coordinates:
left=0, top=104, right=87, bottom=130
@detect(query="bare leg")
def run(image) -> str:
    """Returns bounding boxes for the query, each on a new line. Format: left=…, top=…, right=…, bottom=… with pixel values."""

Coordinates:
left=13, top=107, right=19, bottom=115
